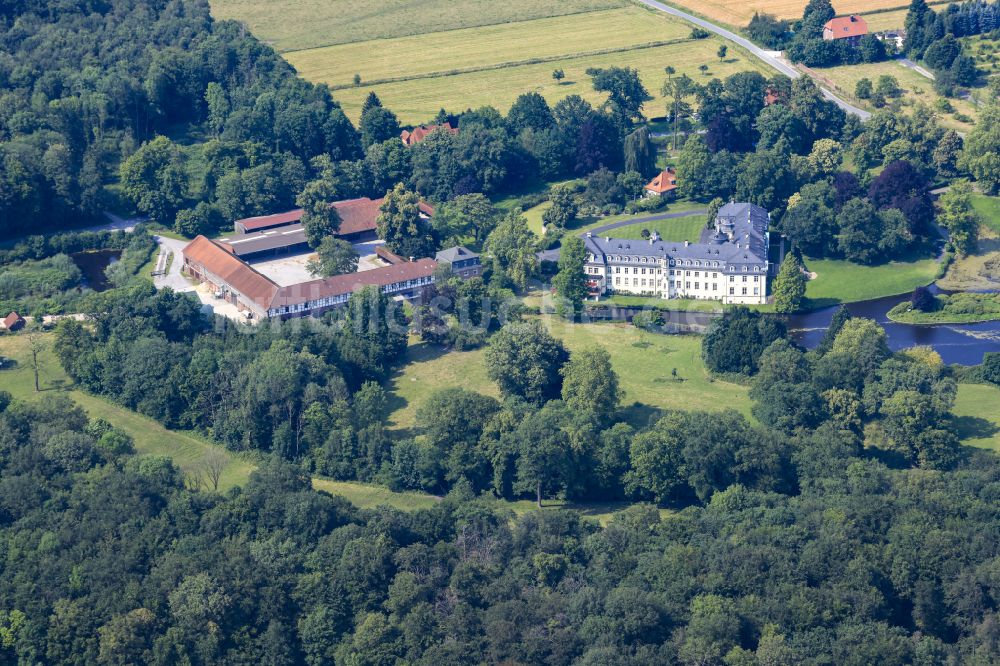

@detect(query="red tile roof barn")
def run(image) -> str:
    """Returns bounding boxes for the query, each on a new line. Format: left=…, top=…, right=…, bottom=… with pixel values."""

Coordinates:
left=269, top=259, right=438, bottom=309
left=400, top=121, right=458, bottom=146
left=332, top=197, right=383, bottom=236
left=182, top=235, right=280, bottom=310
left=823, top=15, right=868, bottom=40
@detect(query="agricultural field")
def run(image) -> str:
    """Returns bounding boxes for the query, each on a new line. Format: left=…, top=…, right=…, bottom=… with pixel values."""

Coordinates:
left=663, top=0, right=909, bottom=27
left=809, top=60, right=980, bottom=132
left=210, top=0, right=626, bottom=52
left=280, top=5, right=767, bottom=123
left=286, top=8, right=690, bottom=90
left=803, top=256, right=940, bottom=307
left=383, top=317, right=753, bottom=433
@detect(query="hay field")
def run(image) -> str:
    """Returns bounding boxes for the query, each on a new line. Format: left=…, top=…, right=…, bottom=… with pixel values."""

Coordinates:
left=861, top=8, right=910, bottom=31
left=664, top=0, right=909, bottom=26
left=329, top=36, right=765, bottom=124
left=210, top=0, right=625, bottom=52
left=285, top=8, right=690, bottom=88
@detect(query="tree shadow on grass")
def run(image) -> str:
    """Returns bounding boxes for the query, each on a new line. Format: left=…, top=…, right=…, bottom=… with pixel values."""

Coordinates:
left=953, top=415, right=1000, bottom=442
left=619, top=402, right=663, bottom=429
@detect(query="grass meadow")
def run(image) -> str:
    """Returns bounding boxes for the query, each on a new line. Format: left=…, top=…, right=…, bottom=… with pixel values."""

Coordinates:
left=384, top=317, right=752, bottom=435
left=953, top=383, right=1000, bottom=452
left=285, top=8, right=690, bottom=89
left=810, top=60, right=979, bottom=132
left=803, top=256, right=940, bottom=307
left=939, top=196, right=1000, bottom=292
left=328, top=36, right=764, bottom=124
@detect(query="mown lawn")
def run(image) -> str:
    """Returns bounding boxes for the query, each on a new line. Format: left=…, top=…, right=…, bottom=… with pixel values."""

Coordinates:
left=384, top=317, right=752, bottom=433
left=603, top=294, right=725, bottom=312
left=210, top=0, right=625, bottom=52
left=609, top=214, right=706, bottom=242
left=803, top=256, right=940, bottom=307
left=953, top=383, right=1000, bottom=452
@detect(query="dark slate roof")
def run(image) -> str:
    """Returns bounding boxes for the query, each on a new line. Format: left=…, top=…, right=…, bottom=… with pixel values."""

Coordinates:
left=583, top=202, right=769, bottom=269
left=435, top=246, right=479, bottom=263
left=218, top=224, right=309, bottom=256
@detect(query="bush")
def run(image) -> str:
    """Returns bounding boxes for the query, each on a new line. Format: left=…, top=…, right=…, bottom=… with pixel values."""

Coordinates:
left=690, top=27, right=710, bottom=39
left=910, top=286, right=937, bottom=312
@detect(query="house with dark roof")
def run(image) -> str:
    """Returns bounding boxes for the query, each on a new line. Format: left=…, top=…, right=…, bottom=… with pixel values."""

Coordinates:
left=400, top=122, right=458, bottom=147
left=234, top=209, right=304, bottom=234
left=823, top=15, right=868, bottom=47
left=435, top=246, right=481, bottom=279
left=582, top=202, right=772, bottom=304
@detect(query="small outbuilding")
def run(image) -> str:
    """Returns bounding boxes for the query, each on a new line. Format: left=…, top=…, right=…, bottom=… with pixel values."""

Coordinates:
left=1, top=312, right=26, bottom=332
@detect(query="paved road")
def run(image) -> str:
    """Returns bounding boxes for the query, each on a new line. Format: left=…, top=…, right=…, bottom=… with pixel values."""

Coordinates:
left=633, top=0, right=872, bottom=120
left=153, top=235, right=195, bottom=293
left=899, top=57, right=935, bottom=80
left=537, top=209, right=708, bottom=262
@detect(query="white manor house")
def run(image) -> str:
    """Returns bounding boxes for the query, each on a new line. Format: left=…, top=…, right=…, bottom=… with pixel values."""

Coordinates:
left=583, top=202, right=773, bottom=305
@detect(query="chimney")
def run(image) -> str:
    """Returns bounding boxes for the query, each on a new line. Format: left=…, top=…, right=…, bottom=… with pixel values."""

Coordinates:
left=684, top=240, right=689, bottom=247
left=605, top=236, right=610, bottom=242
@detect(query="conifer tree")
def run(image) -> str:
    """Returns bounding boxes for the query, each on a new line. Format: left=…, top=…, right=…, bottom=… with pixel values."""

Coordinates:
left=773, top=252, right=807, bottom=313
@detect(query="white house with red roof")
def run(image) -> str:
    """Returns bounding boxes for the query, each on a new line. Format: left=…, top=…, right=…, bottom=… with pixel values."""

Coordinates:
left=823, top=15, right=868, bottom=47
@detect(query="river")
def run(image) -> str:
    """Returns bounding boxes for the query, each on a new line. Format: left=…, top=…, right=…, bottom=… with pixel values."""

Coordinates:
left=787, top=288, right=1000, bottom=366
left=587, top=287, right=1000, bottom=365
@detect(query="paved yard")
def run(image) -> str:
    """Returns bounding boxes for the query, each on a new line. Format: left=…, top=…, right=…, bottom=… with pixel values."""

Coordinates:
left=250, top=253, right=318, bottom=286
left=249, top=240, right=388, bottom=285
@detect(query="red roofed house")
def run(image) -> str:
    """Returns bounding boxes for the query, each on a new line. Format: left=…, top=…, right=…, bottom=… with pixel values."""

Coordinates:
left=823, top=15, right=868, bottom=47
left=400, top=121, right=458, bottom=147
left=1, top=312, right=26, bottom=332
left=644, top=168, right=678, bottom=198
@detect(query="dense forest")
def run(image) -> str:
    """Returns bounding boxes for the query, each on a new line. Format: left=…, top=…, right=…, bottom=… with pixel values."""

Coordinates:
left=3, top=374, right=1000, bottom=664
left=0, top=0, right=358, bottom=237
